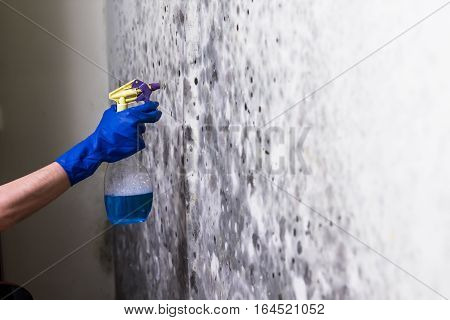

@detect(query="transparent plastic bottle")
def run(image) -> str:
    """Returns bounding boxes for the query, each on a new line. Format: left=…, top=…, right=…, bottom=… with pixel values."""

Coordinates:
left=104, top=151, right=153, bottom=225
left=104, top=79, right=159, bottom=225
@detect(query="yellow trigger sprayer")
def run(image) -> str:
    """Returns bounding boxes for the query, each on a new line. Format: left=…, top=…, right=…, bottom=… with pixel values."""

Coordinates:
left=104, top=79, right=160, bottom=225
left=109, top=79, right=160, bottom=111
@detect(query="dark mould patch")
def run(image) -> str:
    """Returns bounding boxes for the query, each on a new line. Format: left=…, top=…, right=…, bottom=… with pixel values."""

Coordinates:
left=193, top=227, right=199, bottom=241
left=190, top=271, right=199, bottom=294
left=184, top=125, right=193, bottom=142
left=246, top=172, right=254, bottom=189
left=183, top=77, right=192, bottom=102
left=162, top=136, right=170, bottom=167
left=178, top=9, right=185, bottom=25
left=297, top=241, right=303, bottom=255
left=211, top=68, right=218, bottom=84
left=252, top=232, right=259, bottom=248
left=303, top=263, right=312, bottom=286
left=209, top=174, right=217, bottom=191
left=279, top=217, right=286, bottom=242
left=249, top=264, right=256, bottom=285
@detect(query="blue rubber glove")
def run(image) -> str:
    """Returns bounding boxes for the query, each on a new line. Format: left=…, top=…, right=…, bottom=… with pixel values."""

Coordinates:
left=56, top=101, right=162, bottom=185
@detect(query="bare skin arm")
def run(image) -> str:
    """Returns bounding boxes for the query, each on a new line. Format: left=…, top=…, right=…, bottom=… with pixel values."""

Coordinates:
left=0, top=163, right=70, bottom=231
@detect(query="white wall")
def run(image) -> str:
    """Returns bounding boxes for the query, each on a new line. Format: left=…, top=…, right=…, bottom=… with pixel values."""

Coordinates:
left=0, top=0, right=114, bottom=299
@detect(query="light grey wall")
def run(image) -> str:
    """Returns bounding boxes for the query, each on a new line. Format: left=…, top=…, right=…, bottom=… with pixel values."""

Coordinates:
left=108, top=0, right=450, bottom=299
left=0, top=0, right=114, bottom=299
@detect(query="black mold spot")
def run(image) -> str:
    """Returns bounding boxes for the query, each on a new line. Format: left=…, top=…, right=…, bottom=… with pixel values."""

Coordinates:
left=193, top=227, right=199, bottom=241
left=190, top=271, right=198, bottom=294
left=279, top=217, right=286, bottom=241
left=178, top=10, right=185, bottom=25
left=249, top=264, right=255, bottom=285
left=211, top=68, right=218, bottom=83
left=303, top=263, right=312, bottom=285
left=252, top=232, right=260, bottom=251
left=194, top=77, right=198, bottom=85
left=185, top=126, right=193, bottom=142
left=297, top=241, right=303, bottom=255
left=183, top=78, right=192, bottom=102
left=247, top=172, right=254, bottom=189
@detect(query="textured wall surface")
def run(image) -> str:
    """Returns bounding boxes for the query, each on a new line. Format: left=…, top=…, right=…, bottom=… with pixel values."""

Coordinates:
left=107, top=0, right=450, bottom=299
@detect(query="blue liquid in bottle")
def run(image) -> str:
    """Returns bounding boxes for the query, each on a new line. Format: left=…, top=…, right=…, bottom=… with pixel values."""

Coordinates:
left=104, top=192, right=153, bottom=224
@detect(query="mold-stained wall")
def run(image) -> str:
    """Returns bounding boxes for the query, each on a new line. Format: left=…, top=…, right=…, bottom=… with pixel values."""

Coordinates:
left=107, top=0, right=450, bottom=299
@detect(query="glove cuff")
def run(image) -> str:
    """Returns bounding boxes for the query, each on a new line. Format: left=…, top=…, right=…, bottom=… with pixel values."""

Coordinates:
left=55, top=135, right=103, bottom=186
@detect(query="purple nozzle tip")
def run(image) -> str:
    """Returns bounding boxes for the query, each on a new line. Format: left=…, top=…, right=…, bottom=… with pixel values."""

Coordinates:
left=150, top=82, right=160, bottom=91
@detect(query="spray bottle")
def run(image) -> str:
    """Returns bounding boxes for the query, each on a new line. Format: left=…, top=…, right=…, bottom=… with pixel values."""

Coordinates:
left=104, top=79, right=160, bottom=224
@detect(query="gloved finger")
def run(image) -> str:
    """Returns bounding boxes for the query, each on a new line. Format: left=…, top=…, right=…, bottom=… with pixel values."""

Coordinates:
left=138, top=123, right=146, bottom=134
left=134, top=101, right=159, bottom=113
left=136, top=110, right=162, bottom=124
left=138, top=136, right=146, bottom=150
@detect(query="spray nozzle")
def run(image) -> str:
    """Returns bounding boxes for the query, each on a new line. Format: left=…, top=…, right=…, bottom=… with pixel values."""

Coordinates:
left=109, top=79, right=160, bottom=112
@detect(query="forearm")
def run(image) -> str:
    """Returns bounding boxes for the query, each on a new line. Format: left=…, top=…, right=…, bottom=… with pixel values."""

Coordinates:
left=0, top=162, right=70, bottom=231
